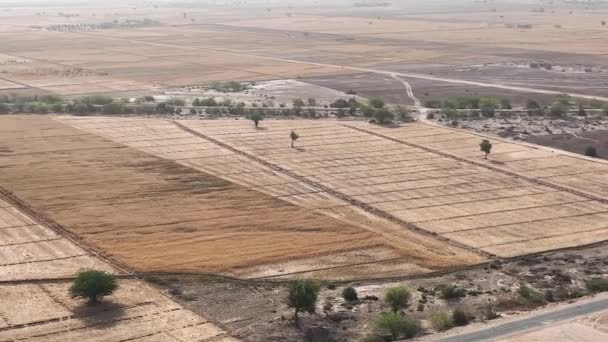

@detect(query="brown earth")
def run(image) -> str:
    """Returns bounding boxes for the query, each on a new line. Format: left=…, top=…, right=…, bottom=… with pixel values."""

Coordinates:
left=528, top=130, right=608, bottom=160
left=0, top=115, right=481, bottom=276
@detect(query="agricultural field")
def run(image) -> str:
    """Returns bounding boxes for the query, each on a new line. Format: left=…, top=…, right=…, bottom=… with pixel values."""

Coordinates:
left=0, top=146, right=238, bottom=341
left=61, top=117, right=608, bottom=259
left=0, top=115, right=479, bottom=279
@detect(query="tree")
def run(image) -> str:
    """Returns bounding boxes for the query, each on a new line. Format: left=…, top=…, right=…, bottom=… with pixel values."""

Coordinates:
left=585, top=146, right=598, bottom=157
left=550, top=102, right=567, bottom=117
left=292, top=98, right=305, bottom=107
left=578, top=104, right=587, bottom=116
left=330, top=99, right=349, bottom=108
left=287, top=280, right=319, bottom=322
left=500, top=98, right=512, bottom=109
left=480, top=139, right=492, bottom=159
left=69, top=270, right=118, bottom=305
left=290, top=130, right=299, bottom=148
left=374, top=312, right=418, bottom=340
left=342, top=286, right=358, bottom=301
left=307, top=98, right=317, bottom=107
left=602, top=20, right=606, bottom=26
left=384, top=286, right=412, bottom=313
left=526, top=100, right=540, bottom=109
left=250, top=112, right=263, bottom=128
left=374, top=108, right=394, bottom=124
left=369, top=97, right=385, bottom=109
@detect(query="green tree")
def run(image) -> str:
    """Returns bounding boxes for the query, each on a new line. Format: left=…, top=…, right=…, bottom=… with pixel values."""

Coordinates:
left=293, top=98, right=305, bottom=107
left=374, top=108, right=394, bottom=124
left=342, top=286, right=358, bottom=301
left=69, top=270, right=118, bottom=305
left=287, top=280, right=319, bottom=322
left=500, top=98, right=512, bottom=109
left=369, top=97, right=385, bottom=109
left=307, top=98, right=317, bottom=107
left=480, top=139, right=492, bottom=159
left=290, top=130, right=299, bottom=148
left=585, top=146, right=598, bottom=157
left=526, top=100, right=540, bottom=109
left=374, top=312, right=418, bottom=340
left=250, top=112, right=263, bottom=128
left=550, top=102, right=567, bottom=117
left=102, top=102, right=124, bottom=114
left=384, top=286, right=412, bottom=313
left=578, top=104, right=587, bottom=116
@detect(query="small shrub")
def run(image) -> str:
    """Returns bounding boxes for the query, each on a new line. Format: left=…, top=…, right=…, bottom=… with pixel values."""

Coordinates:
left=427, top=112, right=435, bottom=119
left=384, top=286, right=412, bottom=313
left=361, top=335, right=384, bottom=342
left=440, top=285, right=467, bottom=300
left=430, top=311, right=454, bottom=332
left=483, top=304, right=499, bottom=320
left=544, top=290, right=555, bottom=302
left=585, top=146, right=598, bottom=158
left=342, top=286, right=358, bottom=301
left=374, top=312, right=418, bottom=340
left=452, top=308, right=469, bottom=326
left=518, top=285, right=545, bottom=305
left=586, top=278, right=608, bottom=293
left=327, top=283, right=337, bottom=290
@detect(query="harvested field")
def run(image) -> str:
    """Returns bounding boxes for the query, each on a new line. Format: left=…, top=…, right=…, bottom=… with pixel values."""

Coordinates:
left=0, top=280, right=238, bottom=342
left=0, top=115, right=479, bottom=279
left=61, top=117, right=608, bottom=259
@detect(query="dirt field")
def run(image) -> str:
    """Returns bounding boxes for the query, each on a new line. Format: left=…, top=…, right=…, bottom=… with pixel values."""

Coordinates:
left=528, top=130, right=608, bottom=160
left=60, top=117, right=608, bottom=260
left=0, top=115, right=479, bottom=279
left=0, top=1, right=607, bottom=100
left=0, top=280, right=238, bottom=341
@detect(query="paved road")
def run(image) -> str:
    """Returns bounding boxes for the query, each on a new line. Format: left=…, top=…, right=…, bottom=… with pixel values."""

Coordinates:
left=436, top=295, right=608, bottom=341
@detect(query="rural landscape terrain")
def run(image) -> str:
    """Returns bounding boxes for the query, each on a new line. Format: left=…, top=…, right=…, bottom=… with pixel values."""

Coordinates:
left=2, top=0, right=608, bottom=341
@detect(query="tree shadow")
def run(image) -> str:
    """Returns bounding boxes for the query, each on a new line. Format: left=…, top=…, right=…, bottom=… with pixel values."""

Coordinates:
left=71, top=301, right=127, bottom=328
left=489, top=159, right=506, bottom=165
left=255, top=126, right=268, bottom=131
left=294, top=147, right=306, bottom=152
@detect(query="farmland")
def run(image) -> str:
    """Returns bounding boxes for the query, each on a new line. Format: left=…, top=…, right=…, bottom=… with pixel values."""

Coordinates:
left=0, top=115, right=479, bottom=279
left=61, top=116, right=608, bottom=259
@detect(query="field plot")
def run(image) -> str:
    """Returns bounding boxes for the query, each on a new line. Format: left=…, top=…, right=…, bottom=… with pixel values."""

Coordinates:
left=0, top=280, right=238, bottom=342
left=0, top=197, right=114, bottom=281
left=0, top=115, right=479, bottom=280
left=61, top=117, right=608, bottom=259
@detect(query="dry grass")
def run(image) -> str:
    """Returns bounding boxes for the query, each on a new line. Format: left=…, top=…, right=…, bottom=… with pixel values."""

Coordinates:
left=0, top=116, right=481, bottom=277
left=60, top=117, right=608, bottom=260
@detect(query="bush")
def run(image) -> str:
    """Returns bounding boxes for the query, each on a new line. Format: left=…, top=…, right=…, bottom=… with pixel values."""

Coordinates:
left=440, top=285, right=467, bottom=300
left=292, top=98, right=305, bottom=107
left=374, top=312, right=418, bottom=340
left=518, top=285, right=545, bottom=304
left=585, top=146, right=598, bottom=158
left=452, top=308, right=469, bottom=326
left=369, top=97, right=385, bottom=109
left=330, top=99, right=349, bottom=108
left=342, top=286, right=358, bottom=301
left=430, top=311, right=454, bottom=332
left=79, top=95, right=113, bottom=105
left=586, top=278, right=608, bottom=293
left=102, top=102, right=124, bottom=114
left=550, top=102, right=567, bottom=117
left=384, top=286, right=412, bottom=313
left=374, top=109, right=394, bottom=124
left=166, top=97, right=185, bottom=106
left=69, top=270, right=118, bottom=305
